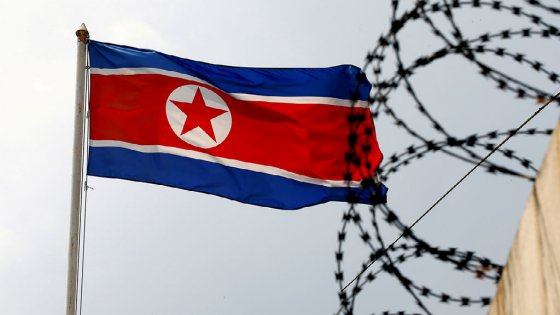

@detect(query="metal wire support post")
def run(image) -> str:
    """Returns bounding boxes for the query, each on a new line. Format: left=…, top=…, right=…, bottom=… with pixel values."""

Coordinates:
left=66, top=23, right=88, bottom=315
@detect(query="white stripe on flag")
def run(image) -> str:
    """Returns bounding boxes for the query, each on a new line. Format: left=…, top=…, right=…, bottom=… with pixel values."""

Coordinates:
left=90, top=140, right=362, bottom=188
left=90, top=67, right=369, bottom=108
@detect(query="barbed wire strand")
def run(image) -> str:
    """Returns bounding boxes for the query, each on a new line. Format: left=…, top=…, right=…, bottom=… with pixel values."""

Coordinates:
left=341, top=90, right=559, bottom=292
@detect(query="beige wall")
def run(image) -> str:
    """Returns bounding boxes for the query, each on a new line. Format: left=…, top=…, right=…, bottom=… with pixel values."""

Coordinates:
left=489, top=120, right=560, bottom=315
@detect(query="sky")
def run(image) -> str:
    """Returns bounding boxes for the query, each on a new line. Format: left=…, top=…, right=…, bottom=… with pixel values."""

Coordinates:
left=0, top=1, right=559, bottom=315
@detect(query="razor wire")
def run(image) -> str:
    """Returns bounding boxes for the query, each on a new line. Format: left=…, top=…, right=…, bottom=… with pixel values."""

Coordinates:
left=340, top=1, right=560, bottom=314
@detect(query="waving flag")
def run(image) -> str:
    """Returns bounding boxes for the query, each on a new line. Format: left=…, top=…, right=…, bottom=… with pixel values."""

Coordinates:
left=87, top=41, right=384, bottom=209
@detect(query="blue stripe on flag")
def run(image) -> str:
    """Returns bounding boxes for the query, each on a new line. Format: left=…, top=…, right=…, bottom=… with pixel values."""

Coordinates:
left=87, top=146, right=374, bottom=210
left=88, top=41, right=371, bottom=100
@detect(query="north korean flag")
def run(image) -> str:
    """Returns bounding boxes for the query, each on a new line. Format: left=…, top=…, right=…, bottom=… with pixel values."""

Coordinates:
left=87, top=41, right=385, bottom=209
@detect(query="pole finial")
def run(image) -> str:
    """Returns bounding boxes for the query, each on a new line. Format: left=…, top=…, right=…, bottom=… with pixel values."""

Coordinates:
left=76, top=23, right=89, bottom=43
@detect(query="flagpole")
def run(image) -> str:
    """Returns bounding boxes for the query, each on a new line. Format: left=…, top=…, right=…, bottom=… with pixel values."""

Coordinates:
left=66, top=23, right=88, bottom=315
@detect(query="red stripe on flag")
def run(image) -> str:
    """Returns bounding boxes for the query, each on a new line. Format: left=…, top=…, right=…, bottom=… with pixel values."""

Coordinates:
left=89, top=74, right=381, bottom=182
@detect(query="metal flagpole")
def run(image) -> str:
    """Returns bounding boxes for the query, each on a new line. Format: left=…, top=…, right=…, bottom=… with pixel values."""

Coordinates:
left=66, top=23, right=88, bottom=315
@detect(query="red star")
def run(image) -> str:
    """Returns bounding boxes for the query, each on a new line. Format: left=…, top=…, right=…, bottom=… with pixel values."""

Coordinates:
left=170, top=87, right=228, bottom=142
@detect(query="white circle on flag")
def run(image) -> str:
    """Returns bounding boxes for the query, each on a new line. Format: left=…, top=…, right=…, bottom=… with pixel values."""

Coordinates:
left=166, top=85, right=232, bottom=149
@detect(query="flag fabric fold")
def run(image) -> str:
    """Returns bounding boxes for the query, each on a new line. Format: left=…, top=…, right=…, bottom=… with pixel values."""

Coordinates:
left=87, top=40, right=384, bottom=209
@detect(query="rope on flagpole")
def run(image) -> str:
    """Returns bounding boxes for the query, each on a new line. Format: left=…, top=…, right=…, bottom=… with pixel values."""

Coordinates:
left=77, top=37, right=91, bottom=315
